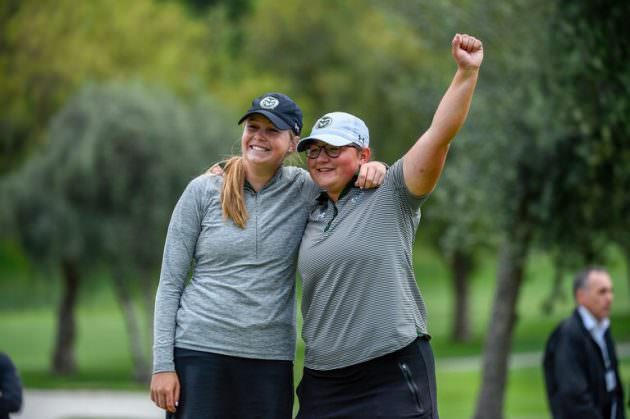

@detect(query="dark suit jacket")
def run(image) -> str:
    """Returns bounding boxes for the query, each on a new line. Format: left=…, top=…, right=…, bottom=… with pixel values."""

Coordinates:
left=0, top=352, right=22, bottom=419
left=543, top=309, right=626, bottom=419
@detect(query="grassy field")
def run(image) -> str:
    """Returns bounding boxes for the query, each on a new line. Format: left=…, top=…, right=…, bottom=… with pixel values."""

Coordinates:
left=1, top=240, right=629, bottom=418
left=437, top=359, right=630, bottom=419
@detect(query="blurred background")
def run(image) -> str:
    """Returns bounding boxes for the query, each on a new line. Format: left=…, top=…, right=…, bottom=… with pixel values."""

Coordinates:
left=1, top=0, right=629, bottom=418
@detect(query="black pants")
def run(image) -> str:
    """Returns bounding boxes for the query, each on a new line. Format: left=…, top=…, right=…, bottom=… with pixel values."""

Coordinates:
left=170, top=347, right=293, bottom=419
left=296, top=337, right=438, bottom=419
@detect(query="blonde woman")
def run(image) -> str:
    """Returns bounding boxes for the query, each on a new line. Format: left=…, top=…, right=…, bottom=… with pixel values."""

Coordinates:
left=150, top=93, right=386, bottom=419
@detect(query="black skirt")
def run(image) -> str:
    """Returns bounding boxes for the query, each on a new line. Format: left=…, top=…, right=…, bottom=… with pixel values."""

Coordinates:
left=296, top=337, right=438, bottom=419
left=171, top=347, right=293, bottom=419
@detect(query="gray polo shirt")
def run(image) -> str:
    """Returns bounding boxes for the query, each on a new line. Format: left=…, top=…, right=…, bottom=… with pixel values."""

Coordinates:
left=153, top=166, right=319, bottom=373
left=298, top=159, right=429, bottom=370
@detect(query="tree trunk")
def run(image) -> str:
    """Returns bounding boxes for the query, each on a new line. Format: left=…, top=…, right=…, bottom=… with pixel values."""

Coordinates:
left=111, top=272, right=150, bottom=384
left=473, top=232, right=530, bottom=419
left=51, top=258, right=80, bottom=375
left=450, top=249, right=473, bottom=342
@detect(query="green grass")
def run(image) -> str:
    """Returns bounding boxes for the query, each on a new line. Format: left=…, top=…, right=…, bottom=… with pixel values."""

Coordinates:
left=437, top=359, right=630, bottom=419
left=1, top=239, right=630, bottom=418
left=441, top=366, right=550, bottom=419
left=2, top=308, right=145, bottom=390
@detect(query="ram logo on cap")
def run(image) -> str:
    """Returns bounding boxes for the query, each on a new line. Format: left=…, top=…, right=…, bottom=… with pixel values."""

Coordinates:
left=316, top=116, right=332, bottom=128
left=259, top=96, right=280, bottom=109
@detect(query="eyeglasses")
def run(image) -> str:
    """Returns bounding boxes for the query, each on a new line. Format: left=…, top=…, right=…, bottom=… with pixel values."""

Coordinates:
left=305, top=145, right=358, bottom=159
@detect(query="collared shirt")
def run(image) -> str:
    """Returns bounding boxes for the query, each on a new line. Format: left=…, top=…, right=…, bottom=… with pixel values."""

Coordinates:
left=578, top=305, right=611, bottom=365
left=298, top=159, right=429, bottom=370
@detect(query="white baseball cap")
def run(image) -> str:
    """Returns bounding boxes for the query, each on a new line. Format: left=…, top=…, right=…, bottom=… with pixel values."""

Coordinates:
left=296, top=112, right=369, bottom=152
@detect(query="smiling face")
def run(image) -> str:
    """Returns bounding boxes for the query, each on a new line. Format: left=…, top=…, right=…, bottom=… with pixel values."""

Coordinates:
left=306, top=140, right=370, bottom=201
left=241, top=114, right=295, bottom=172
left=576, top=270, right=614, bottom=321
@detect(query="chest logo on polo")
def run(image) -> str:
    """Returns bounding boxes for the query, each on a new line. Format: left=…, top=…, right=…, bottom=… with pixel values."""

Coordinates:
left=350, top=190, right=364, bottom=204
left=316, top=116, right=332, bottom=128
left=259, top=96, right=279, bottom=109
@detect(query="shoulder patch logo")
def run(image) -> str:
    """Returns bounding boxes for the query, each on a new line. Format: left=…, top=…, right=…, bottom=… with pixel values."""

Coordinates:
left=316, top=116, right=332, bottom=129
left=259, top=96, right=279, bottom=109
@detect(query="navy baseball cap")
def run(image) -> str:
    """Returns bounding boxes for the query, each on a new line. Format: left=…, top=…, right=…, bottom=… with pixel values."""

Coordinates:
left=238, top=93, right=303, bottom=135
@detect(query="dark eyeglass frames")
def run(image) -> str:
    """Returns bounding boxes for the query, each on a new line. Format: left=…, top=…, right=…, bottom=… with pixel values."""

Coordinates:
left=305, top=144, right=359, bottom=159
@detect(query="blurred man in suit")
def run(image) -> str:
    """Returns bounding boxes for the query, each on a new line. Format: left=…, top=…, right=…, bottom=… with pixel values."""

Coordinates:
left=543, top=267, right=626, bottom=419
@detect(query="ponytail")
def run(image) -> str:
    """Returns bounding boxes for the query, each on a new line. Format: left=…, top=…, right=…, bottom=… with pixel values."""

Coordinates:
left=208, top=130, right=299, bottom=229
left=220, top=156, right=248, bottom=228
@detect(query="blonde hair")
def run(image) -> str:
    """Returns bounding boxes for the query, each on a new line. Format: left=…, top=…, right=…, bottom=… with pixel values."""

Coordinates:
left=218, top=156, right=248, bottom=228
left=207, top=130, right=300, bottom=229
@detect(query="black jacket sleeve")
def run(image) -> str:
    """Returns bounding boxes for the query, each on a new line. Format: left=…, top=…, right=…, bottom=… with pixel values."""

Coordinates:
left=0, top=353, right=23, bottom=414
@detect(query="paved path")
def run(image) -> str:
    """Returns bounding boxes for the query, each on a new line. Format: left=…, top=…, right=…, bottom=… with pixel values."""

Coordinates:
left=13, top=343, right=630, bottom=419
left=437, top=341, right=630, bottom=373
left=14, top=389, right=162, bottom=419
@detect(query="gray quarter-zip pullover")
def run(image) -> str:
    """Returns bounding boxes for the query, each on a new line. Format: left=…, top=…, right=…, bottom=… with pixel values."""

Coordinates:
left=153, top=166, right=319, bottom=373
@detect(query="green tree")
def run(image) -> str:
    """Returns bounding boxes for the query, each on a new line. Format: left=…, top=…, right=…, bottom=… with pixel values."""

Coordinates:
left=380, top=1, right=559, bottom=416
left=472, top=0, right=630, bottom=417
left=0, top=0, right=215, bottom=174
left=462, top=2, right=557, bottom=416
left=538, top=0, right=630, bottom=296
left=2, top=162, right=84, bottom=374
left=2, top=81, right=237, bottom=379
left=232, top=0, right=446, bottom=163
left=422, top=152, right=498, bottom=342
left=382, top=0, right=503, bottom=343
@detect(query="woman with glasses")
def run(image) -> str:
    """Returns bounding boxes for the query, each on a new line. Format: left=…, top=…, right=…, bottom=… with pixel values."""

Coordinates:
left=294, top=33, right=484, bottom=418
left=150, top=92, right=386, bottom=418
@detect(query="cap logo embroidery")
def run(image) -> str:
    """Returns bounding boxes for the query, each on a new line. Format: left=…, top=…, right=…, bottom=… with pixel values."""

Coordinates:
left=260, top=96, right=279, bottom=109
left=316, top=116, right=332, bottom=129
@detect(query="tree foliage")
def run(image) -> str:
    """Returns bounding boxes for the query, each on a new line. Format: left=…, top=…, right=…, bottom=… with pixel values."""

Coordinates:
left=47, top=83, right=231, bottom=266
left=0, top=0, right=215, bottom=173
left=468, top=0, right=630, bottom=416
left=536, top=0, right=630, bottom=264
left=2, top=81, right=237, bottom=378
left=229, top=0, right=450, bottom=163
left=175, top=0, right=252, bottom=21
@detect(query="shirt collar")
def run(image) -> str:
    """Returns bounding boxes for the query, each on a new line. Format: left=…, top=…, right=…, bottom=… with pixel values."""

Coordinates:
left=577, top=305, right=610, bottom=333
left=316, top=175, right=359, bottom=204
left=244, top=166, right=285, bottom=192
